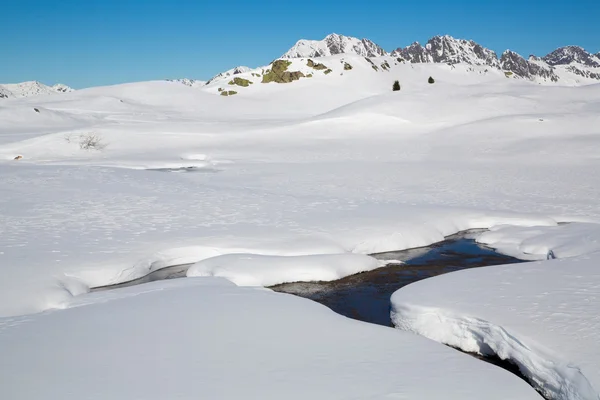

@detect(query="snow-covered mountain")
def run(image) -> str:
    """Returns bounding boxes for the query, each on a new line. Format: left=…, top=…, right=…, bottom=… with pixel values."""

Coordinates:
left=278, top=33, right=599, bottom=84
left=500, top=51, right=559, bottom=82
left=6, top=35, right=600, bottom=97
left=167, top=78, right=206, bottom=88
left=282, top=33, right=387, bottom=59
left=206, top=66, right=251, bottom=85
left=543, top=46, right=600, bottom=67
left=0, top=81, right=74, bottom=99
left=390, top=36, right=566, bottom=82
left=392, top=36, right=500, bottom=68
left=540, top=46, right=600, bottom=81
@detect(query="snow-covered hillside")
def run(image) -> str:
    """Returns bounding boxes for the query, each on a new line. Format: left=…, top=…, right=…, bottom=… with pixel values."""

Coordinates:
left=0, top=80, right=74, bottom=99
left=201, top=53, right=512, bottom=100
left=199, top=53, right=597, bottom=103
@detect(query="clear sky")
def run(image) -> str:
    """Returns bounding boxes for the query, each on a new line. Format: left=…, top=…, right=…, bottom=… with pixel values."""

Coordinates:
left=2, top=0, right=599, bottom=88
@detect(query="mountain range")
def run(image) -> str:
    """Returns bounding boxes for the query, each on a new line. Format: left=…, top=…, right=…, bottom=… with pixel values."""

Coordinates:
left=2, top=34, right=599, bottom=99
left=282, top=34, right=600, bottom=83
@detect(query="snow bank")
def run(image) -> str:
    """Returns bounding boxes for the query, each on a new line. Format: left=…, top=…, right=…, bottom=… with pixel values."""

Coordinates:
left=476, top=222, right=600, bottom=260
left=89, top=239, right=351, bottom=287
left=350, top=210, right=557, bottom=254
left=0, top=278, right=539, bottom=400
left=391, top=256, right=600, bottom=400
left=187, top=253, right=382, bottom=286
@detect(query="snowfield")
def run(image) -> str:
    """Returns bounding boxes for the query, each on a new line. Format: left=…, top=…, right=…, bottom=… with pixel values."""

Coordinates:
left=0, top=278, right=540, bottom=400
left=1, top=52, right=599, bottom=399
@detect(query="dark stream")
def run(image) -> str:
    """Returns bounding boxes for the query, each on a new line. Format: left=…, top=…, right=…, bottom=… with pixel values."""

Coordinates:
left=93, top=231, right=525, bottom=298
left=271, top=232, right=525, bottom=327
left=91, top=232, right=533, bottom=391
left=269, top=232, right=530, bottom=384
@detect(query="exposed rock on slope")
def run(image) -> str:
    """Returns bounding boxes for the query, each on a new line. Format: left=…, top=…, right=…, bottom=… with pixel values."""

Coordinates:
left=262, top=60, right=305, bottom=83
left=229, top=77, right=253, bottom=87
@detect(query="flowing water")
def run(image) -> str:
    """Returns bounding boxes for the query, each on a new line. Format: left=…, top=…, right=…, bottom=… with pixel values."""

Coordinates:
left=271, top=232, right=525, bottom=326
left=91, top=231, right=533, bottom=391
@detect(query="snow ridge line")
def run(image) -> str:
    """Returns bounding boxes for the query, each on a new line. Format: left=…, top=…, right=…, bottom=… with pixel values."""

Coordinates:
left=390, top=304, right=598, bottom=400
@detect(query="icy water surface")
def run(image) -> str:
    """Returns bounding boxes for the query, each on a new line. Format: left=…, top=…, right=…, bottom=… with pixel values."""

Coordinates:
left=270, top=232, right=525, bottom=327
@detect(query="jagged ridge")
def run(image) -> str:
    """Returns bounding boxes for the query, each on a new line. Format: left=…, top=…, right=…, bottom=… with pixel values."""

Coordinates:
left=281, top=33, right=600, bottom=83
left=282, top=33, right=387, bottom=59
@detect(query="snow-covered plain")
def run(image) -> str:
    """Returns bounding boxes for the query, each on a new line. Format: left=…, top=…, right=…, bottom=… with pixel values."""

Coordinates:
left=1, top=53, right=599, bottom=399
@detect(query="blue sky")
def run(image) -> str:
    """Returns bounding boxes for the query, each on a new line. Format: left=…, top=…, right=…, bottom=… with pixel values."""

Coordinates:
left=2, top=0, right=599, bottom=88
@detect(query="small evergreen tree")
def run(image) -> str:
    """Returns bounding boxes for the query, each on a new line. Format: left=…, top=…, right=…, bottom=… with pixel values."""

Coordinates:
left=392, top=80, right=401, bottom=91
left=428, top=76, right=435, bottom=84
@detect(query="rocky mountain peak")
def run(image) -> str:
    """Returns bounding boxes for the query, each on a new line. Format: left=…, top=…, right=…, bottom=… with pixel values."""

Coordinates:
left=391, top=42, right=431, bottom=63
left=500, top=50, right=558, bottom=82
left=392, top=35, right=500, bottom=68
left=427, top=35, right=500, bottom=67
left=208, top=34, right=600, bottom=88
left=542, top=46, right=600, bottom=67
left=282, top=33, right=387, bottom=59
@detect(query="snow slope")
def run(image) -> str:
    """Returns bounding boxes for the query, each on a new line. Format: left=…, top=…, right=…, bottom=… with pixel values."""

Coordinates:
left=391, top=255, right=600, bottom=400
left=0, top=277, right=539, bottom=400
